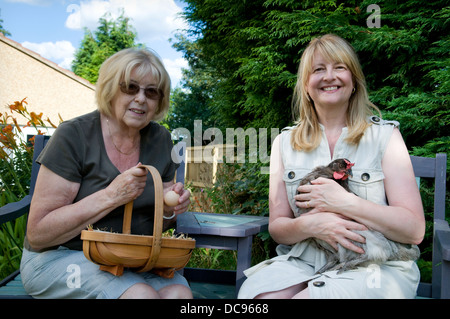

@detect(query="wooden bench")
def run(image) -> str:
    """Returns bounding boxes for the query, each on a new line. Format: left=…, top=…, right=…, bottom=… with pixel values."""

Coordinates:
left=0, top=135, right=448, bottom=298
left=0, top=135, right=267, bottom=299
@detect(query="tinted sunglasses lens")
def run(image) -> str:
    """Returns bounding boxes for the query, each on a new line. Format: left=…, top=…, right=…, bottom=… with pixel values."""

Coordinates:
left=144, top=87, right=162, bottom=100
left=120, top=82, right=140, bottom=95
left=119, top=83, right=163, bottom=100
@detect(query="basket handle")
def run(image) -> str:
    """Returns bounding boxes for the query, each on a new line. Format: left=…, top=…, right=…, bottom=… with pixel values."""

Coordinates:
left=121, top=165, right=164, bottom=272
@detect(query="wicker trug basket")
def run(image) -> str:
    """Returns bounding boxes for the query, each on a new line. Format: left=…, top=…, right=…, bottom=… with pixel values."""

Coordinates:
left=81, top=165, right=195, bottom=278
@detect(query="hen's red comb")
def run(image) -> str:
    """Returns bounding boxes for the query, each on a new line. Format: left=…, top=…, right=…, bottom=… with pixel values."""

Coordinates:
left=344, top=159, right=355, bottom=169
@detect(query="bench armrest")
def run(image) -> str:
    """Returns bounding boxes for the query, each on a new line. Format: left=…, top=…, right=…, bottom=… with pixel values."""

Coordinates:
left=433, top=219, right=450, bottom=298
left=435, top=219, right=450, bottom=261
left=434, top=224, right=450, bottom=261
left=0, top=195, right=31, bottom=225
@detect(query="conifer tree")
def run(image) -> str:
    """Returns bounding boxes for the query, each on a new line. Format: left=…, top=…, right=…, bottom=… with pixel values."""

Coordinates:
left=72, top=12, right=141, bottom=84
left=177, top=0, right=449, bottom=155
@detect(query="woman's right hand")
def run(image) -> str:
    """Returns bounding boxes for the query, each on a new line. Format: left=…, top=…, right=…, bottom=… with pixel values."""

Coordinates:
left=105, top=164, right=148, bottom=206
left=301, top=212, right=368, bottom=254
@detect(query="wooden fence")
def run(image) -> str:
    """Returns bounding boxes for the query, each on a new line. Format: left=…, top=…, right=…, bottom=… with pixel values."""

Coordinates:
left=185, top=144, right=235, bottom=188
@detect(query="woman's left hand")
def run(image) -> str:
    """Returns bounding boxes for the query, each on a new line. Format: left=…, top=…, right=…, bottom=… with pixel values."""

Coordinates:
left=164, top=183, right=191, bottom=216
left=295, top=177, right=353, bottom=214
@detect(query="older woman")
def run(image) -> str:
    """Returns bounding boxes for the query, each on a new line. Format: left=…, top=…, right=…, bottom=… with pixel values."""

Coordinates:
left=238, top=34, right=425, bottom=299
left=20, top=48, right=192, bottom=299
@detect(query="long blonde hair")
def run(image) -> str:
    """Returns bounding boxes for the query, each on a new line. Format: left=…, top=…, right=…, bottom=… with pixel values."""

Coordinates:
left=291, top=34, right=380, bottom=151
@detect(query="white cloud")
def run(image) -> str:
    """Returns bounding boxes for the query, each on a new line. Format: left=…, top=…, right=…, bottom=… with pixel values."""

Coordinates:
left=65, top=0, right=187, bottom=42
left=21, top=40, right=76, bottom=70
left=5, top=0, right=52, bottom=5
left=63, top=0, right=188, bottom=85
left=65, top=1, right=109, bottom=30
left=163, top=57, right=188, bottom=88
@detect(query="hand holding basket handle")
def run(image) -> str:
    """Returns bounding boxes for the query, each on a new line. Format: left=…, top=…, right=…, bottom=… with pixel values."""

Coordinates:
left=81, top=165, right=195, bottom=277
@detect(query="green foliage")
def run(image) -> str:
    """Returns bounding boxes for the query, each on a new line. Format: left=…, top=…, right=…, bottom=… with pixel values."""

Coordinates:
left=205, top=160, right=269, bottom=217
left=200, top=159, right=276, bottom=267
left=0, top=9, right=11, bottom=36
left=0, top=98, right=57, bottom=281
left=187, top=247, right=237, bottom=270
left=0, top=216, right=26, bottom=280
left=166, top=34, right=222, bottom=142
left=0, top=143, right=30, bottom=280
left=0, top=140, right=30, bottom=280
left=71, top=11, right=142, bottom=83
left=177, top=0, right=449, bottom=151
left=165, top=86, right=216, bottom=145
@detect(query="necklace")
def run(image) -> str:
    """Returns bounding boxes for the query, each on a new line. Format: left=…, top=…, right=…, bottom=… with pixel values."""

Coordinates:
left=106, top=119, right=139, bottom=155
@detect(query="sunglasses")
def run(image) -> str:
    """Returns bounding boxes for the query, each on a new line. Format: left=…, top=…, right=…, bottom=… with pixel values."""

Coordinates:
left=119, top=82, right=164, bottom=100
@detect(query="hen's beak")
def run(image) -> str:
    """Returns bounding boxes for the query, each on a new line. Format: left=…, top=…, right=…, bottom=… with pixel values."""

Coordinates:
left=347, top=168, right=353, bottom=178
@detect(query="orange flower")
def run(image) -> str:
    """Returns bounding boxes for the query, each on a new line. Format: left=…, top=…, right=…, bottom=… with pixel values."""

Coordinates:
left=9, top=98, right=27, bottom=113
left=0, top=125, right=17, bottom=149
left=2, top=124, right=13, bottom=134
left=0, top=134, right=8, bottom=145
left=29, top=112, right=44, bottom=126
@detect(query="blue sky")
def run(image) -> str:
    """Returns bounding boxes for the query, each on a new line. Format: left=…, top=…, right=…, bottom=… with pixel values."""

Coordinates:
left=0, top=0, right=188, bottom=87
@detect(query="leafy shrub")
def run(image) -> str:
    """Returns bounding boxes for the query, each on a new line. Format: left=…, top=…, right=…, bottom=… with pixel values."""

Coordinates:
left=0, top=98, right=59, bottom=280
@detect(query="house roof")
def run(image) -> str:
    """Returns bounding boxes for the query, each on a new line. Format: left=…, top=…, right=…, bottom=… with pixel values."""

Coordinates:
left=0, top=33, right=95, bottom=91
left=0, top=33, right=97, bottom=127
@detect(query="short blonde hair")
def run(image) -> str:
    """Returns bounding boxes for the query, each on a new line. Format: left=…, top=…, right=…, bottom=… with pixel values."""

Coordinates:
left=96, top=47, right=171, bottom=121
left=291, top=34, right=380, bottom=151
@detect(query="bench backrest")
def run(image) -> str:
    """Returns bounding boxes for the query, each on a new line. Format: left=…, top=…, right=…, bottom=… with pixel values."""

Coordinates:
left=411, top=153, right=448, bottom=298
left=410, top=154, right=447, bottom=222
left=29, top=135, right=50, bottom=195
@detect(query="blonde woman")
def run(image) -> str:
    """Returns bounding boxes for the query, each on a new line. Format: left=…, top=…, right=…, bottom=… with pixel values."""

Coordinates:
left=21, top=48, right=192, bottom=299
left=238, top=34, right=424, bottom=299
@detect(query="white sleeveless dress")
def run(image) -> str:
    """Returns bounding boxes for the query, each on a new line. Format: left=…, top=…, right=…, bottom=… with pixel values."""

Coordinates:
left=237, top=116, right=420, bottom=299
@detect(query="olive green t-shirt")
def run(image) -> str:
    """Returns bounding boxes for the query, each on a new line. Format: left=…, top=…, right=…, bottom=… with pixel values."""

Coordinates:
left=36, top=110, right=178, bottom=250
